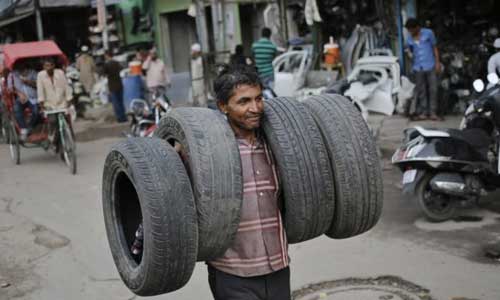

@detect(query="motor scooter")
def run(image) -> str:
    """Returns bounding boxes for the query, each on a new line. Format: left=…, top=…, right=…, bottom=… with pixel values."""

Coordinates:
left=392, top=73, right=500, bottom=222
left=128, top=90, right=171, bottom=137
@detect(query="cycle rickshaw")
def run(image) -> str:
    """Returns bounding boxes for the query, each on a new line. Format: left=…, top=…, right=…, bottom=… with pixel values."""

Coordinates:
left=1, top=41, right=77, bottom=174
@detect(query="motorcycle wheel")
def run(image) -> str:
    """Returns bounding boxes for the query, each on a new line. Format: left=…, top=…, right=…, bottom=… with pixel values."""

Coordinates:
left=416, top=175, right=456, bottom=222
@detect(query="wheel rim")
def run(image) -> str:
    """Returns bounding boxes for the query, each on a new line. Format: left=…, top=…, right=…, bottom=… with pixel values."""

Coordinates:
left=422, top=189, right=455, bottom=215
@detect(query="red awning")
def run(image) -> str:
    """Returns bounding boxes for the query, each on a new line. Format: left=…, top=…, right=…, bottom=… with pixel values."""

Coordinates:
left=2, top=40, right=68, bottom=70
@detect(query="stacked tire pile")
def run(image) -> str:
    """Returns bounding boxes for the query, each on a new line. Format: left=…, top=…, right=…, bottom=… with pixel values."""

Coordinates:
left=102, top=94, right=383, bottom=296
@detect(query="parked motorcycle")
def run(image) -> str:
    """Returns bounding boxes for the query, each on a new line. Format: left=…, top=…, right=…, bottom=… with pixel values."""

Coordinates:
left=392, top=74, right=500, bottom=222
left=128, top=90, right=171, bottom=137
left=66, top=66, right=93, bottom=118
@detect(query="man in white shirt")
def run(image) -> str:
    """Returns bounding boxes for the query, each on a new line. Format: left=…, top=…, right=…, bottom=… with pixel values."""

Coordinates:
left=488, top=38, right=500, bottom=77
left=142, top=48, right=169, bottom=102
left=190, top=43, right=207, bottom=107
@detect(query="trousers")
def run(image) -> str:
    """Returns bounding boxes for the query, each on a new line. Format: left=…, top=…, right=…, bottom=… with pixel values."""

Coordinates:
left=208, top=265, right=291, bottom=300
left=410, top=69, right=438, bottom=115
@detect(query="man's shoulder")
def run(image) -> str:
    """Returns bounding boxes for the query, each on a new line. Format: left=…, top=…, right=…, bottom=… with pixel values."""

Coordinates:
left=421, top=28, right=435, bottom=36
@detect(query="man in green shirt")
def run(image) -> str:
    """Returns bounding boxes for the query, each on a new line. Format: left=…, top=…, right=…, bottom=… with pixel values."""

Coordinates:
left=252, top=27, right=277, bottom=89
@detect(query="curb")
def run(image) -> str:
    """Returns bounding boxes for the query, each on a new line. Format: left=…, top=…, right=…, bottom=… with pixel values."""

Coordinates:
left=74, top=122, right=129, bottom=142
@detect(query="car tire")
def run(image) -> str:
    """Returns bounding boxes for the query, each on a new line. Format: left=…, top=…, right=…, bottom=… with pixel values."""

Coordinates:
left=261, top=97, right=335, bottom=243
left=304, top=94, right=383, bottom=239
left=102, top=138, right=198, bottom=296
left=154, top=108, right=243, bottom=261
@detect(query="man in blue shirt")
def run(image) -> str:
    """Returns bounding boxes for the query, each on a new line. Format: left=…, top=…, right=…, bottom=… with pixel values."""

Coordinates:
left=405, top=18, right=441, bottom=121
left=8, top=62, right=39, bottom=140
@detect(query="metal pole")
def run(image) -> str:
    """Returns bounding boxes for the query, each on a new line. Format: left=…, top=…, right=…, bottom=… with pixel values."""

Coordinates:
left=195, top=0, right=210, bottom=53
left=396, top=0, right=405, bottom=74
left=35, top=0, right=44, bottom=40
left=97, top=0, right=109, bottom=50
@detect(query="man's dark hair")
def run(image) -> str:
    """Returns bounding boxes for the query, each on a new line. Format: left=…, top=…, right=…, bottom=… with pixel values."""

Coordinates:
left=214, top=64, right=262, bottom=105
left=405, top=18, right=420, bottom=29
left=261, top=27, right=272, bottom=38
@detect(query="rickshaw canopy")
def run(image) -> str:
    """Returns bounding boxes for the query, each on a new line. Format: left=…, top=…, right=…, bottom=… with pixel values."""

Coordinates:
left=3, top=40, right=68, bottom=70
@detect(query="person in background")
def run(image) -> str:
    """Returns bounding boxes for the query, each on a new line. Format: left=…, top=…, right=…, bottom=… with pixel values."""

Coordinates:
left=487, top=38, right=500, bottom=77
left=103, top=50, right=127, bottom=123
left=190, top=43, right=207, bottom=107
left=252, top=27, right=278, bottom=89
left=8, top=62, right=38, bottom=140
left=142, top=48, right=170, bottom=101
left=230, top=44, right=254, bottom=67
left=405, top=18, right=442, bottom=121
left=75, top=45, right=96, bottom=94
left=37, top=58, right=72, bottom=144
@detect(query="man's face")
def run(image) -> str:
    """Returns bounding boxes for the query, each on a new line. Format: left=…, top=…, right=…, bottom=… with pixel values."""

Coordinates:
left=408, top=26, right=420, bottom=38
left=219, top=84, right=264, bottom=134
left=43, top=61, right=55, bottom=75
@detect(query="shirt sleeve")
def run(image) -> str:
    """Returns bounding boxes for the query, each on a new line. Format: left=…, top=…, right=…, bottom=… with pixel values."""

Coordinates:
left=37, top=73, right=45, bottom=103
left=7, top=73, right=14, bottom=90
left=63, top=72, right=73, bottom=101
left=429, top=30, right=437, bottom=46
left=488, top=56, right=497, bottom=75
left=142, top=57, right=151, bottom=70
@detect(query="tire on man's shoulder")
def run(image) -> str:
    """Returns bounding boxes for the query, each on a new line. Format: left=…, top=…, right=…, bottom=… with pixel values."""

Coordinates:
left=102, top=137, right=198, bottom=296
left=262, top=97, right=335, bottom=243
left=154, top=108, right=243, bottom=261
left=304, top=94, right=383, bottom=239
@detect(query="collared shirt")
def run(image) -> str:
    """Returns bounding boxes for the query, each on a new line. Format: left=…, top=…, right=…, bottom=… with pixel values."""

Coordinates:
left=209, top=136, right=289, bottom=277
left=143, top=57, right=169, bottom=88
left=488, top=52, right=500, bottom=76
left=37, top=69, right=72, bottom=110
left=252, top=38, right=277, bottom=78
left=406, top=28, right=437, bottom=72
left=8, top=70, right=38, bottom=105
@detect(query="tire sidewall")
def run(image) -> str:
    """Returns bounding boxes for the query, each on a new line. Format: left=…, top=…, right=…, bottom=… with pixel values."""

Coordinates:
left=102, top=149, right=148, bottom=291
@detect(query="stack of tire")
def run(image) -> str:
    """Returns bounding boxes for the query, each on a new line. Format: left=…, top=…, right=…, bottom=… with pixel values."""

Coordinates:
left=102, top=94, right=383, bottom=296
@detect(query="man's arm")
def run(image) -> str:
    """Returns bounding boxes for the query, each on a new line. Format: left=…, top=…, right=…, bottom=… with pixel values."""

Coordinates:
left=434, top=46, right=441, bottom=73
left=488, top=55, right=497, bottom=75
left=37, top=73, right=45, bottom=108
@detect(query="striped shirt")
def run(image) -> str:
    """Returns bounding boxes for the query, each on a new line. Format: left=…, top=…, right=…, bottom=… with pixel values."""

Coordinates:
left=252, top=38, right=277, bottom=78
left=209, top=135, right=289, bottom=277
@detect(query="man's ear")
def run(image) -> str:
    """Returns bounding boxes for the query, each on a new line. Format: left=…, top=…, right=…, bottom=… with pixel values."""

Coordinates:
left=217, top=101, right=227, bottom=114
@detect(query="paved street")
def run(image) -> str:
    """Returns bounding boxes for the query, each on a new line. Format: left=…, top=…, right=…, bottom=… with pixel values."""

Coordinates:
left=1, top=117, right=500, bottom=300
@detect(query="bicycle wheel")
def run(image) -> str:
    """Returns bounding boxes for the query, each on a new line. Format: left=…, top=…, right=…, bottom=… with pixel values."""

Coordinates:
left=7, top=121, right=20, bottom=165
left=60, top=118, right=77, bottom=174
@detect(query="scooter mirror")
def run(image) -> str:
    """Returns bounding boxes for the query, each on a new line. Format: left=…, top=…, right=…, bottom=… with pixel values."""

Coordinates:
left=473, top=79, right=485, bottom=93
left=487, top=73, right=499, bottom=85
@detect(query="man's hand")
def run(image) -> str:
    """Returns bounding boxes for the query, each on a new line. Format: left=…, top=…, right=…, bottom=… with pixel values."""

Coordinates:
left=17, top=91, right=28, bottom=104
left=435, top=63, right=442, bottom=74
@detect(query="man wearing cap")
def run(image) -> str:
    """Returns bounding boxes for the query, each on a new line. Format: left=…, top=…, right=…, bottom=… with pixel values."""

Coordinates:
left=488, top=38, right=500, bottom=77
left=76, top=45, right=96, bottom=94
left=190, top=43, right=207, bottom=107
left=142, top=48, right=170, bottom=102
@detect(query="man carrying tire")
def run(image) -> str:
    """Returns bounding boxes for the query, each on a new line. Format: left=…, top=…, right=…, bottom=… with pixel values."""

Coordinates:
left=208, top=64, right=290, bottom=300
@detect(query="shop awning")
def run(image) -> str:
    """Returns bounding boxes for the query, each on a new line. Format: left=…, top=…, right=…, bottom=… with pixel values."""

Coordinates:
left=39, top=0, right=91, bottom=7
left=0, top=0, right=34, bottom=28
left=0, top=10, right=33, bottom=28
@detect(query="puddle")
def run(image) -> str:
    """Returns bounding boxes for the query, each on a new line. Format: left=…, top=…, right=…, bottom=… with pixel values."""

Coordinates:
left=293, top=276, right=434, bottom=300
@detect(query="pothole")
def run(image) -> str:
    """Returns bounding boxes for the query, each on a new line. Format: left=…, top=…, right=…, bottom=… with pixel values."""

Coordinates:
left=32, top=225, right=70, bottom=249
left=292, top=276, right=435, bottom=300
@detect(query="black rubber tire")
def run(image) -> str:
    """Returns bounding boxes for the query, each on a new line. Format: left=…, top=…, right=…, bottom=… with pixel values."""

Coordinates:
left=416, top=174, right=456, bottom=222
left=304, top=94, right=383, bottom=239
left=154, top=108, right=243, bottom=261
left=7, top=121, right=20, bottom=165
left=261, top=97, right=335, bottom=243
left=102, top=138, right=198, bottom=296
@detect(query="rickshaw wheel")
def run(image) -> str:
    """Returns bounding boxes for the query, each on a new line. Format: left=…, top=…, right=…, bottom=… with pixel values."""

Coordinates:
left=61, top=120, right=77, bottom=175
left=7, top=121, right=20, bottom=165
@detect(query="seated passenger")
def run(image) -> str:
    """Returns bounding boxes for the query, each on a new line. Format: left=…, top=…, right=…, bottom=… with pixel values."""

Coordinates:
left=8, top=62, right=38, bottom=141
